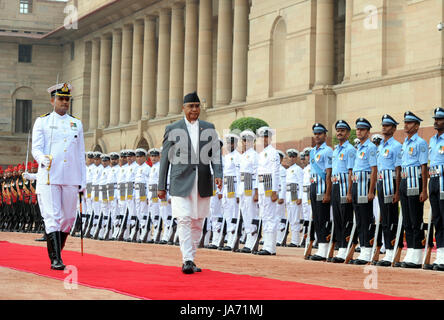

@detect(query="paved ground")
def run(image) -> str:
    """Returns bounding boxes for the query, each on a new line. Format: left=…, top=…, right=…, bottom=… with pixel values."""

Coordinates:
left=1, top=232, right=443, bottom=300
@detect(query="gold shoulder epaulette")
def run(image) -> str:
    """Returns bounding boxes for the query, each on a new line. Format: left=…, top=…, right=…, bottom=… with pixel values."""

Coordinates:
left=39, top=113, right=50, bottom=118
left=68, top=114, right=80, bottom=120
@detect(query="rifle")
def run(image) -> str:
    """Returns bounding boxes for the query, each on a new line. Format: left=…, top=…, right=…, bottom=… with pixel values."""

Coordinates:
left=370, top=201, right=382, bottom=264
left=198, top=217, right=209, bottom=248
left=344, top=214, right=357, bottom=264
left=303, top=209, right=314, bottom=260
left=251, top=218, right=262, bottom=254
left=231, top=210, right=244, bottom=252
left=78, top=191, right=84, bottom=256
left=139, top=215, right=152, bottom=243
left=217, top=217, right=227, bottom=249
left=327, top=220, right=336, bottom=261
left=422, top=208, right=434, bottom=268
left=391, top=207, right=403, bottom=266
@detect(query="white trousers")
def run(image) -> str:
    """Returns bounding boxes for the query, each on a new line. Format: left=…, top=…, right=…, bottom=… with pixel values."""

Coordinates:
left=135, top=190, right=148, bottom=221
left=210, top=196, right=223, bottom=232
left=37, top=184, right=78, bottom=234
left=258, top=193, right=277, bottom=233
left=240, top=194, right=259, bottom=234
left=222, top=196, right=238, bottom=233
left=176, top=216, right=205, bottom=262
left=287, top=202, right=302, bottom=244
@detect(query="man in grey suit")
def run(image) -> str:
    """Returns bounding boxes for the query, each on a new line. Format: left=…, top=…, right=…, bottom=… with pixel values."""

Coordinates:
left=158, top=92, right=223, bottom=274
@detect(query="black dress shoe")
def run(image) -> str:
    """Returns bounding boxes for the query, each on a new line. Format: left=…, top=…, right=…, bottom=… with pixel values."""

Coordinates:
left=331, top=257, right=345, bottom=263
left=182, top=261, right=194, bottom=274
left=276, top=243, right=282, bottom=247
left=222, top=246, right=232, bottom=251
left=433, top=264, right=444, bottom=271
left=353, top=259, right=369, bottom=265
left=310, top=255, right=326, bottom=261
left=35, top=234, right=47, bottom=242
left=240, top=247, right=251, bottom=253
left=347, top=259, right=356, bottom=264
left=167, top=241, right=174, bottom=245
left=402, top=262, right=422, bottom=269
left=192, top=262, right=202, bottom=272
left=207, top=244, right=218, bottom=250
left=147, top=239, right=154, bottom=244
left=287, top=243, right=298, bottom=248
left=376, top=260, right=392, bottom=267
left=355, top=247, right=361, bottom=253
left=393, top=262, right=403, bottom=268
left=257, top=249, right=272, bottom=255
left=159, top=240, right=167, bottom=245
left=423, top=263, right=436, bottom=270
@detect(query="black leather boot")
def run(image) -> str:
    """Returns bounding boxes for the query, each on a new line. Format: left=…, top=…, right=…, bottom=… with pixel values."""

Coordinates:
left=46, top=232, right=65, bottom=270
left=60, top=232, right=69, bottom=251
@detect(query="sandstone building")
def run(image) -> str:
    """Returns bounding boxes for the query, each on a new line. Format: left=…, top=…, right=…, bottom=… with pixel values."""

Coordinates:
left=1, top=0, right=443, bottom=166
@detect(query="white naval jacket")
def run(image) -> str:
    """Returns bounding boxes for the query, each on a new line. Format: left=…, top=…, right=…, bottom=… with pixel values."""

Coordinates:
left=237, top=147, right=258, bottom=197
left=257, top=145, right=280, bottom=193
left=222, top=149, right=241, bottom=197
left=286, top=163, right=304, bottom=202
left=278, top=165, right=287, bottom=200
left=32, top=111, right=86, bottom=193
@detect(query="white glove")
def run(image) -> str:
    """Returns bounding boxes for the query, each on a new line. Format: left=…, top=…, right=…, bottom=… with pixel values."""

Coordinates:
left=40, top=156, right=51, bottom=168
left=22, top=172, right=32, bottom=180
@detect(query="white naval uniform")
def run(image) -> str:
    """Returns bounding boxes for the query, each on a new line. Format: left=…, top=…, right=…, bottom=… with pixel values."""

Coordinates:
left=115, top=163, right=128, bottom=229
left=96, top=165, right=110, bottom=237
left=285, top=163, right=304, bottom=245
left=148, top=161, right=160, bottom=239
left=124, top=161, right=138, bottom=239
left=85, top=163, right=94, bottom=217
left=237, top=147, right=259, bottom=250
left=171, top=118, right=211, bottom=263
left=302, top=165, right=312, bottom=221
left=276, top=165, right=287, bottom=243
left=134, top=162, right=150, bottom=223
left=210, top=165, right=224, bottom=247
left=106, top=164, right=119, bottom=222
left=31, top=111, right=86, bottom=234
left=160, top=167, right=173, bottom=242
left=257, top=144, right=280, bottom=253
left=222, top=149, right=241, bottom=247
left=90, top=163, right=103, bottom=234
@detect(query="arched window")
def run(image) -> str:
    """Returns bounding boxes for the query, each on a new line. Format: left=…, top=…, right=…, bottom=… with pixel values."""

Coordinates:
left=12, top=87, right=34, bottom=133
left=270, top=18, right=287, bottom=96
left=136, top=137, right=149, bottom=151
left=93, top=145, right=103, bottom=153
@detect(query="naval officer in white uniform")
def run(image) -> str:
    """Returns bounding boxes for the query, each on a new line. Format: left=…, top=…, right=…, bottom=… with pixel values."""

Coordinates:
left=32, top=83, right=86, bottom=270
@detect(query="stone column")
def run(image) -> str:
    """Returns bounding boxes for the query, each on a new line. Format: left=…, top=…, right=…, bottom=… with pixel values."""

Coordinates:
left=183, top=0, right=198, bottom=94
left=142, top=15, right=157, bottom=120
left=343, top=0, right=353, bottom=82
left=119, top=24, right=133, bottom=124
left=314, top=0, right=335, bottom=86
left=131, top=19, right=144, bottom=123
left=89, top=38, right=100, bottom=130
left=215, top=0, right=233, bottom=106
left=232, top=0, right=249, bottom=103
left=197, top=0, right=213, bottom=109
left=110, top=28, right=122, bottom=126
left=169, top=3, right=185, bottom=115
left=156, top=8, right=171, bottom=118
left=98, top=34, right=111, bottom=129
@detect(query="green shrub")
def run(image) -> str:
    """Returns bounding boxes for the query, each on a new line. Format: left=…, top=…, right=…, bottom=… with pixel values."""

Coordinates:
left=229, top=117, right=269, bottom=135
left=332, top=129, right=357, bottom=146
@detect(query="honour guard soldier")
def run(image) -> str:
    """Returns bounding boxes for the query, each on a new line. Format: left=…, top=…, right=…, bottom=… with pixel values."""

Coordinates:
left=399, top=111, right=428, bottom=268
left=123, top=150, right=137, bottom=241
left=102, top=152, right=119, bottom=240
left=208, top=139, right=225, bottom=249
left=95, top=154, right=110, bottom=239
left=428, top=107, right=444, bottom=271
left=159, top=162, right=173, bottom=244
left=87, top=151, right=103, bottom=237
left=31, top=83, right=86, bottom=270
left=112, top=150, right=128, bottom=240
left=285, top=149, right=304, bottom=247
left=84, top=151, right=94, bottom=234
left=375, top=115, right=402, bottom=266
left=220, top=133, right=241, bottom=251
left=349, top=118, right=378, bottom=265
left=256, top=126, right=280, bottom=255
left=330, top=120, right=355, bottom=263
left=276, top=150, right=288, bottom=246
left=133, top=148, right=149, bottom=242
left=308, top=123, right=333, bottom=261
left=237, top=130, right=259, bottom=253
left=300, top=147, right=312, bottom=246
left=147, top=148, right=161, bottom=242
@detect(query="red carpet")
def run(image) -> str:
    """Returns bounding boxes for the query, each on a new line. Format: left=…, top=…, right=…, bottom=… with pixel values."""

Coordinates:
left=0, top=241, right=414, bottom=300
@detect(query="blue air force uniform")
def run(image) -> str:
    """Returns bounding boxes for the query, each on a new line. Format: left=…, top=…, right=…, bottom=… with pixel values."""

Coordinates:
left=399, top=111, right=428, bottom=267
left=375, top=115, right=403, bottom=265
left=309, top=123, right=333, bottom=260
left=330, top=120, right=355, bottom=262
left=429, top=108, right=444, bottom=269
left=351, top=118, right=378, bottom=263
